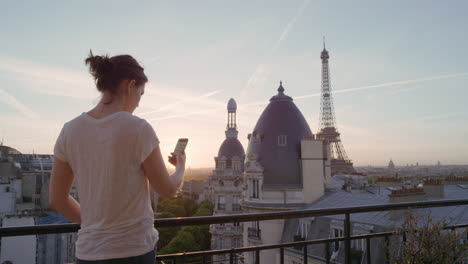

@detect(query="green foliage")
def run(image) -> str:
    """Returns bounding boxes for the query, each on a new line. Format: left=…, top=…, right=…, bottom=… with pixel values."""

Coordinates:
left=197, top=200, right=214, bottom=213
left=388, top=212, right=468, bottom=264
left=158, top=197, right=187, bottom=217
left=156, top=212, right=180, bottom=250
left=158, top=200, right=214, bottom=256
left=183, top=198, right=198, bottom=216
left=159, top=230, right=200, bottom=255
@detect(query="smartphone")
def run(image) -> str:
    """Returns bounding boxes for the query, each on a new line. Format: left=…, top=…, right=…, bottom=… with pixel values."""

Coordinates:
left=169, top=138, right=188, bottom=164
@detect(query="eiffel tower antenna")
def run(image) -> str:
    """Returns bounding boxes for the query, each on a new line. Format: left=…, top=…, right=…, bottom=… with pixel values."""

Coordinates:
left=316, top=40, right=355, bottom=175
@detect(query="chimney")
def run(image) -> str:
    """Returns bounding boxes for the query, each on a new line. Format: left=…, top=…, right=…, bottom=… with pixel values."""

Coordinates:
left=376, top=177, right=402, bottom=188
left=388, top=186, right=426, bottom=220
left=423, top=179, right=444, bottom=199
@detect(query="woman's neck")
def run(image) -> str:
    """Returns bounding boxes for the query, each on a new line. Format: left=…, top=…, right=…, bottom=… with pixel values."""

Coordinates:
left=87, top=98, right=128, bottom=119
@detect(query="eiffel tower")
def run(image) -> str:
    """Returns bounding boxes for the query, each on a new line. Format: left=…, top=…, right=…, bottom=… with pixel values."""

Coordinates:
left=316, top=40, right=355, bottom=175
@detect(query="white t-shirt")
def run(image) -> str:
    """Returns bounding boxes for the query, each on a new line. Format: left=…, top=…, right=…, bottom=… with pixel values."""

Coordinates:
left=54, top=111, right=159, bottom=260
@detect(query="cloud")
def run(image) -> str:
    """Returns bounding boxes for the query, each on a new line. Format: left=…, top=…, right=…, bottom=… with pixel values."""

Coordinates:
left=292, top=72, right=468, bottom=100
left=271, top=0, right=311, bottom=53
left=416, top=112, right=465, bottom=122
left=137, top=89, right=224, bottom=116
left=0, top=55, right=97, bottom=99
left=147, top=108, right=221, bottom=122
left=240, top=0, right=312, bottom=100
left=0, top=88, right=39, bottom=119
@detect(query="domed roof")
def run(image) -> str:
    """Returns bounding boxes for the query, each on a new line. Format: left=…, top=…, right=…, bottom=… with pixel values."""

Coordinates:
left=0, top=145, right=22, bottom=158
left=246, top=82, right=313, bottom=187
left=218, top=138, right=245, bottom=158
left=227, top=98, right=237, bottom=112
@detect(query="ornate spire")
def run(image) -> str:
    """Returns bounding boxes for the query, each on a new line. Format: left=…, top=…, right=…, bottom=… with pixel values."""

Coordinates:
left=270, top=80, right=292, bottom=102
left=278, top=80, right=285, bottom=95
left=226, top=98, right=238, bottom=138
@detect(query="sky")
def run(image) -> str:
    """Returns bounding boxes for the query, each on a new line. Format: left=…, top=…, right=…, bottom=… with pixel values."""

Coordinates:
left=0, top=1, right=467, bottom=168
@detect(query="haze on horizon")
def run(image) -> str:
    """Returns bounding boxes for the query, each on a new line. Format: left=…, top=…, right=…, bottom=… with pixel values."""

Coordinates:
left=1, top=1, right=467, bottom=168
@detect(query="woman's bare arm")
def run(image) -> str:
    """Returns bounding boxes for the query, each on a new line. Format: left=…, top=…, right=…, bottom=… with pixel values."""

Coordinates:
left=142, top=145, right=185, bottom=198
left=49, top=157, right=81, bottom=224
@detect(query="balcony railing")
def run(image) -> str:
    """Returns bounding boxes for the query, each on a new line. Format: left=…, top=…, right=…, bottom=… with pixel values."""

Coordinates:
left=247, top=227, right=261, bottom=239
left=0, top=199, right=467, bottom=264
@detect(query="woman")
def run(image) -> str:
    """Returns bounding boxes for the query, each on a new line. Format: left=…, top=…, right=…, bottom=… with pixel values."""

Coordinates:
left=49, top=51, right=185, bottom=264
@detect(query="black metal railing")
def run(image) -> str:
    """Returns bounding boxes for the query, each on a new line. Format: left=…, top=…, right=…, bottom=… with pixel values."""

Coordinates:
left=1, top=199, right=467, bottom=264
left=247, top=227, right=261, bottom=239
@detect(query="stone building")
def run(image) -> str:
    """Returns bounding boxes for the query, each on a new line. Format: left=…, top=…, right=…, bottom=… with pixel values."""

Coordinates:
left=209, top=98, right=245, bottom=264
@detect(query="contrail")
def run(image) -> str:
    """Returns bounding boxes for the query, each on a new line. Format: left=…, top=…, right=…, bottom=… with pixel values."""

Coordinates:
left=137, top=89, right=224, bottom=116
left=240, top=0, right=312, bottom=99
left=416, top=112, right=465, bottom=122
left=147, top=108, right=220, bottom=121
left=271, top=0, right=311, bottom=53
left=293, top=72, right=468, bottom=100
left=0, top=88, right=38, bottom=119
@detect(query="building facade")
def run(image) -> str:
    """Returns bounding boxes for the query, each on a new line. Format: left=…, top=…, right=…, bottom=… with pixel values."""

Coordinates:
left=242, top=83, right=331, bottom=264
left=209, top=98, right=245, bottom=264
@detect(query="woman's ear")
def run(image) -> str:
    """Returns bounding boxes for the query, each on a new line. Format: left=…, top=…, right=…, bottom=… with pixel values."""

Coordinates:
left=121, top=79, right=136, bottom=95
left=128, top=80, right=136, bottom=92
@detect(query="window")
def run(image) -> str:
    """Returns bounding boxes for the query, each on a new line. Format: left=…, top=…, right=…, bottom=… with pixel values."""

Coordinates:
left=219, top=160, right=225, bottom=169
left=226, top=159, right=232, bottom=168
left=278, top=135, right=287, bottom=146
left=248, top=221, right=261, bottom=239
left=354, top=238, right=366, bottom=251
left=299, top=222, right=309, bottom=239
left=333, top=228, right=344, bottom=252
left=218, top=195, right=225, bottom=210
left=219, top=237, right=225, bottom=249
left=232, top=195, right=241, bottom=211
left=233, top=161, right=240, bottom=171
left=233, top=237, right=241, bottom=248
left=250, top=179, right=260, bottom=198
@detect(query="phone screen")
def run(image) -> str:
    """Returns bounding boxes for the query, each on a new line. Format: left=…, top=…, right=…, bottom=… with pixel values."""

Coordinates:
left=174, top=138, right=188, bottom=153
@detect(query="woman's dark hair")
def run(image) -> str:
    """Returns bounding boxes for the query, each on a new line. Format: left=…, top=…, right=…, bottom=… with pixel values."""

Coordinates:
left=85, top=50, right=148, bottom=96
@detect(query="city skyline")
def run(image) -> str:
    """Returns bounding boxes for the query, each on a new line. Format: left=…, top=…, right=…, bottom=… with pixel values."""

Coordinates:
left=1, top=1, right=468, bottom=167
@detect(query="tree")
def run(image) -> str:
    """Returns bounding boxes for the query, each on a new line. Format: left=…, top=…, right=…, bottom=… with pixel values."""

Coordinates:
left=158, top=198, right=187, bottom=217
left=388, top=212, right=468, bottom=264
left=156, top=212, right=180, bottom=250
left=183, top=198, right=198, bottom=216
left=158, top=200, right=214, bottom=256
left=159, top=230, right=200, bottom=255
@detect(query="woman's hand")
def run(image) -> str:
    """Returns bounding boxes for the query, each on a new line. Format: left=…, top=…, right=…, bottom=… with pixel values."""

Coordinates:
left=168, top=151, right=186, bottom=171
left=168, top=151, right=186, bottom=169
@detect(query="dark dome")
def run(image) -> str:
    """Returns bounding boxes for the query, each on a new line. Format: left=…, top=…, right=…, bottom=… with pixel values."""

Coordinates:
left=218, top=138, right=245, bottom=158
left=0, top=145, right=22, bottom=157
left=246, top=83, right=313, bottom=188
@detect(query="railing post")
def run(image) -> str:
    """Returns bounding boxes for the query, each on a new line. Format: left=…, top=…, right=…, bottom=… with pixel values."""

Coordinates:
left=303, top=243, right=308, bottom=264
left=345, top=213, right=351, bottom=264
left=230, top=248, right=234, bottom=264
left=280, top=247, right=284, bottom=264
left=325, top=241, right=330, bottom=264
left=366, top=238, right=371, bottom=264
left=384, top=235, right=390, bottom=264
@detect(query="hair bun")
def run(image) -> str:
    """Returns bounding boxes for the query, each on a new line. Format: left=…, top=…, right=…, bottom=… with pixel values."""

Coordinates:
left=85, top=50, right=114, bottom=80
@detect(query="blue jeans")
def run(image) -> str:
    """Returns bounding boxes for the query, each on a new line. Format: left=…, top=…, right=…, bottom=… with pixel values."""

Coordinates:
left=76, top=250, right=155, bottom=264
